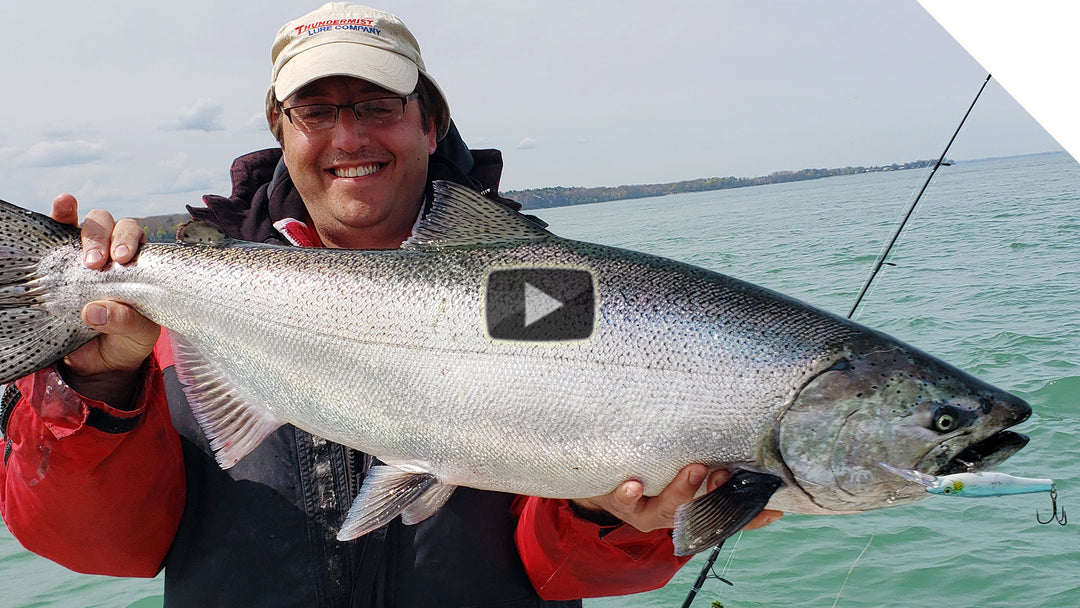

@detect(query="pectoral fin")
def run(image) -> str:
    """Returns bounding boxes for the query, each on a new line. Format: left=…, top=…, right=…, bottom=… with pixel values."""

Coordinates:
left=672, top=470, right=783, bottom=556
left=337, top=465, right=458, bottom=541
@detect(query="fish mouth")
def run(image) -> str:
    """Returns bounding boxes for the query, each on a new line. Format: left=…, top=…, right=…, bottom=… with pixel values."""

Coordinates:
left=936, top=430, right=1030, bottom=475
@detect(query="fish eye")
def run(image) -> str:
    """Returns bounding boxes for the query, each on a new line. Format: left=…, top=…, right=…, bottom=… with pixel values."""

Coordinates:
left=935, top=413, right=957, bottom=431
left=931, top=404, right=963, bottom=433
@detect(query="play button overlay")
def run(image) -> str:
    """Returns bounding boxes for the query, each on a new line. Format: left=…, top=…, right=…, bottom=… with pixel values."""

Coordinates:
left=524, top=282, right=564, bottom=327
left=486, top=268, right=594, bottom=341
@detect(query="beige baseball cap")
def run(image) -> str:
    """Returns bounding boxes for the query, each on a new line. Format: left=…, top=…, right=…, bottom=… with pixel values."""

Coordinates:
left=270, top=2, right=450, bottom=138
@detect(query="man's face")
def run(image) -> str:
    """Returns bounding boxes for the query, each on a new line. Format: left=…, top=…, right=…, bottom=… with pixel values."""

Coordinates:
left=279, top=76, right=437, bottom=249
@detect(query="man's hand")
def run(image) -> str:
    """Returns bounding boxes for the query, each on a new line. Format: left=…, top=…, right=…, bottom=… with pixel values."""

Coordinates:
left=51, top=193, right=161, bottom=407
left=571, top=464, right=783, bottom=532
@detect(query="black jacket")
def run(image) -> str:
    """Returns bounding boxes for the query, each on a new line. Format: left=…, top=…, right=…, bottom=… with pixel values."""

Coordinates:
left=163, top=132, right=579, bottom=607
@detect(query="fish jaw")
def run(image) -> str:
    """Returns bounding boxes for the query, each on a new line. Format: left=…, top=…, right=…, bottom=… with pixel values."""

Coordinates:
left=775, top=332, right=1031, bottom=514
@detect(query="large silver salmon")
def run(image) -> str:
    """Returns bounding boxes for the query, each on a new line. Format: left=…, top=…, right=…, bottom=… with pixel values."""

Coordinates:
left=0, top=182, right=1030, bottom=555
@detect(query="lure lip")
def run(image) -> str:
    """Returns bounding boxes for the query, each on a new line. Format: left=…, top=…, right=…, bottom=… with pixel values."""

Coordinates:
left=878, top=463, right=939, bottom=488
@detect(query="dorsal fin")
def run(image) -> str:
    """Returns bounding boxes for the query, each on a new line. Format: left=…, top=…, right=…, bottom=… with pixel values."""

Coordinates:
left=401, top=181, right=552, bottom=250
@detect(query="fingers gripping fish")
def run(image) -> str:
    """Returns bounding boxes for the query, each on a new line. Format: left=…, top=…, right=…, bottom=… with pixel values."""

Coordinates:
left=0, top=182, right=1032, bottom=555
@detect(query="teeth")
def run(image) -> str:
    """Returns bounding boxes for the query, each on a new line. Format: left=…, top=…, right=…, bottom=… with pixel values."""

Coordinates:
left=334, top=165, right=380, bottom=178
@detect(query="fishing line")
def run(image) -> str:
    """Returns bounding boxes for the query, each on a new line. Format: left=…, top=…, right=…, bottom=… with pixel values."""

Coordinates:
left=718, top=531, right=743, bottom=580
left=833, top=73, right=991, bottom=607
left=830, top=535, right=874, bottom=608
left=680, top=73, right=992, bottom=608
left=847, top=73, right=992, bottom=320
left=678, top=533, right=742, bottom=608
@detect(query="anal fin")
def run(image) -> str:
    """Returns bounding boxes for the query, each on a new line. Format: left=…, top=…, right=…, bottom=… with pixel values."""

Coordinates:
left=170, top=334, right=283, bottom=468
left=338, top=465, right=458, bottom=541
left=672, top=470, right=783, bottom=556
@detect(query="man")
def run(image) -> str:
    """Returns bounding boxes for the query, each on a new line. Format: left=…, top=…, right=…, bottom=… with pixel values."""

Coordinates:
left=0, top=3, right=779, bottom=606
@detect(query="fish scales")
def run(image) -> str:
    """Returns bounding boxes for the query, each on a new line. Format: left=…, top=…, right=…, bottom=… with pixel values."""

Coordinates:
left=0, top=182, right=1032, bottom=553
left=39, top=238, right=823, bottom=494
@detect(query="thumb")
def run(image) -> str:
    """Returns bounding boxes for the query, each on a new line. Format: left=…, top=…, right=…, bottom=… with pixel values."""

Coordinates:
left=67, top=301, right=160, bottom=374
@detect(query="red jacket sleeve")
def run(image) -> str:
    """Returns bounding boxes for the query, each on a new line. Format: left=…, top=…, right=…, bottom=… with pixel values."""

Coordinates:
left=0, top=343, right=185, bottom=577
left=513, top=496, right=691, bottom=600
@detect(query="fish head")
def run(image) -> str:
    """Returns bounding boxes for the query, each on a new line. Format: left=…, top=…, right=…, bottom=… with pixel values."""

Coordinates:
left=774, top=334, right=1031, bottom=513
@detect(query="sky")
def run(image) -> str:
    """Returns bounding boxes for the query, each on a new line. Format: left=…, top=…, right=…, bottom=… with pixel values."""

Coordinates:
left=0, top=0, right=1065, bottom=218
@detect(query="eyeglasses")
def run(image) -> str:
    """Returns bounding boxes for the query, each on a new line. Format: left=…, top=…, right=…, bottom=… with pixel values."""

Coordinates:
left=282, top=93, right=418, bottom=132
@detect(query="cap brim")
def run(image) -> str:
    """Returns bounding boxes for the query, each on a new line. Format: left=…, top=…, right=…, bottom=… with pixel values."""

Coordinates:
left=274, top=42, right=418, bottom=102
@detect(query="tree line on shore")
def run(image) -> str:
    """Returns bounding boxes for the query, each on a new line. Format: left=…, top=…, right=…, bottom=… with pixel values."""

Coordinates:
left=505, top=160, right=936, bottom=210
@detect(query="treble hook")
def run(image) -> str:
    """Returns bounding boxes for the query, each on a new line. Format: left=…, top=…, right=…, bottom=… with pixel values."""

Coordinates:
left=1036, top=487, right=1067, bottom=525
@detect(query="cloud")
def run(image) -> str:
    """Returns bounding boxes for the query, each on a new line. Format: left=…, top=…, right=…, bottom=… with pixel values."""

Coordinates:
left=170, top=98, right=225, bottom=132
left=164, top=168, right=221, bottom=194
left=153, top=153, right=226, bottom=195
left=246, top=111, right=270, bottom=132
left=42, top=126, right=100, bottom=140
left=22, top=140, right=106, bottom=167
left=516, top=137, right=538, bottom=150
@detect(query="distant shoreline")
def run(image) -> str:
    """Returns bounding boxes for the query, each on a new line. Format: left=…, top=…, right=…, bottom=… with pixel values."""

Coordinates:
left=506, top=160, right=940, bottom=211
left=140, top=159, right=938, bottom=242
left=504, top=150, right=1069, bottom=211
left=142, top=153, right=1068, bottom=241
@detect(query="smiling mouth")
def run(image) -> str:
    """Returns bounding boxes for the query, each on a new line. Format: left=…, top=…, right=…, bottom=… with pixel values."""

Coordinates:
left=332, top=164, right=384, bottom=178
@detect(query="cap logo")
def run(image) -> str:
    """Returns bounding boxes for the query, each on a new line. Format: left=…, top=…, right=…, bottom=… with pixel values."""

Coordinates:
left=295, top=19, right=381, bottom=37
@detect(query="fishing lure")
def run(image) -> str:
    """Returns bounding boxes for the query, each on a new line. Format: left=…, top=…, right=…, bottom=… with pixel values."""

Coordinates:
left=880, top=463, right=1066, bottom=525
left=879, top=463, right=1054, bottom=497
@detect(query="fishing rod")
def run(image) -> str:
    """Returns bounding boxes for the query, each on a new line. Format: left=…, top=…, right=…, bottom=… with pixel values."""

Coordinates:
left=847, top=73, right=992, bottom=319
left=679, top=72, right=993, bottom=608
left=679, top=540, right=741, bottom=608
left=679, top=544, right=722, bottom=608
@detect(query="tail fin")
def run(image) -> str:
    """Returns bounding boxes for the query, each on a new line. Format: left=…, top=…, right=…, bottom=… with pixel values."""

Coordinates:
left=0, top=199, right=96, bottom=385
